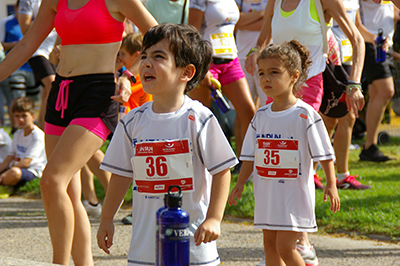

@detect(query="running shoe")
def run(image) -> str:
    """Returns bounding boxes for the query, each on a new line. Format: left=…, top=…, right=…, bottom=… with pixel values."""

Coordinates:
left=314, top=174, right=324, bottom=190
left=122, top=214, right=133, bottom=225
left=359, top=144, right=392, bottom=162
left=83, top=200, right=102, bottom=217
left=255, top=258, right=265, bottom=266
left=296, top=244, right=319, bottom=266
left=337, top=175, right=371, bottom=190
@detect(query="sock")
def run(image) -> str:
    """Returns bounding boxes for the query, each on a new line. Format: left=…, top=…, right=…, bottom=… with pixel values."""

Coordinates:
left=337, top=172, right=349, bottom=182
left=296, top=243, right=311, bottom=252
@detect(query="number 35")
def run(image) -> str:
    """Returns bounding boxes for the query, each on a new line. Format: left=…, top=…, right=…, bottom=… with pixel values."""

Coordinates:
left=264, top=150, right=280, bottom=165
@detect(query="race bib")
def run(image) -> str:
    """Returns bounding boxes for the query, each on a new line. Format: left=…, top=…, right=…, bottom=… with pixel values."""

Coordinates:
left=255, top=139, right=299, bottom=180
left=210, top=33, right=237, bottom=55
left=131, top=139, right=194, bottom=194
left=339, top=39, right=353, bottom=63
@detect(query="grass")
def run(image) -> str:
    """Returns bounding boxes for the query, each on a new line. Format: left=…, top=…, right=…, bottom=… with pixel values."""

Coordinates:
left=9, top=125, right=400, bottom=240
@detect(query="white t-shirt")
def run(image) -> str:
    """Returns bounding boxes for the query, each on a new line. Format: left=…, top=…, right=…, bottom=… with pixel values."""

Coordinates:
left=240, top=100, right=334, bottom=232
left=359, top=0, right=395, bottom=44
left=190, top=0, right=240, bottom=59
left=18, top=0, right=57, bottom=59
left=9, top=125, right=46, bottom=177
left=101, top=95, right=238, bottom=266
left=0, top=128, right=12, bottom=163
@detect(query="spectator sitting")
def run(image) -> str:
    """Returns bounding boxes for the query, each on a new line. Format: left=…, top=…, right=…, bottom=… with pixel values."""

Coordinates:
left=0, top=97, right=46, bottom=197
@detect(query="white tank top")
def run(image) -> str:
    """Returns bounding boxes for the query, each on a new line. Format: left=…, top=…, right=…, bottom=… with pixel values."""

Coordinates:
left=359, top=0, right=394, bottom=44
left=271, top=0, right=325, bottom=78
left=331, top=0, right=359, bottom=65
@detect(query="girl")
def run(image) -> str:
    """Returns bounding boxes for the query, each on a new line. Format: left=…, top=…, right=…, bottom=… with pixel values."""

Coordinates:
left=228, top=40, right=340, bottom=266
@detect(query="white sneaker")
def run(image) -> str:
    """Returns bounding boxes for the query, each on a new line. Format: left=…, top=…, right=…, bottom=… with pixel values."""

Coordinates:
left=296, top=244, right=319, bottom=266
left=82, top=200, right=102, bottom=217
left=256, top=258, right=265, bottom=266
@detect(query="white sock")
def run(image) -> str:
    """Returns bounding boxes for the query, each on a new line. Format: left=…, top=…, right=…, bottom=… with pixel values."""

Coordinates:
left=296, top=243, right=311, bottom=252
left=337, top=172, right=349, bottom=182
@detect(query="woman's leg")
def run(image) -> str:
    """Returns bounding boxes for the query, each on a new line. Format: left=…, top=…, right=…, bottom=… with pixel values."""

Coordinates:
left=40, top=125, right=103, bottom=265
left=222, top=77, right=255, bottom=156
left=81, top=164, right=98, bottom=205
left=87, top=150, right=111, bottom=192
left=276, top=231, right=306, bottom=266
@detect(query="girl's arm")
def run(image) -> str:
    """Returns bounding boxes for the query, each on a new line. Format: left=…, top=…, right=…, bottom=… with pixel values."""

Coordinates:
left=244, top=0, right=275, bottom=76
left=194, top=168, right=231, bottom=246
left=228, top=160, right=253, bottom=206
left=0, top=0, right=56, bottom=82
left=97, top=174, right=132, bottom=254
left=319, top=159, right=340, bottom=213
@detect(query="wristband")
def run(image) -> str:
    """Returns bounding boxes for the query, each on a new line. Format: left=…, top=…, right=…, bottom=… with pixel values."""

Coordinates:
left=346, top=83, right=362, bottom=96
left=122, top=70, right=136, bottom=85
left=246, top=48, right=260, bottom=58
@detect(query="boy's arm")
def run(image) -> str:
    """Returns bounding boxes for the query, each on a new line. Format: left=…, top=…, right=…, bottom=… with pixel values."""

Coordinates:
left=228, top=160, right=253, bottom=206
left=13, top=157, right=33, bottom=169
left=320, top=159, right=340, bottom=213
left=97, top=174, right=132, bottom=254
left=194, top=168, right=231, bottom=246
left=0, top=155, right=14, bottom=173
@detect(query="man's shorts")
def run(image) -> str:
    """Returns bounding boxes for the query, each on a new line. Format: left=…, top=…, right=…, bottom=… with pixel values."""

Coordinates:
left=209, top=57, right=245, bottom=87
left=28, top=55, right=56, bottom=87
left=45, top=73, right=119, bottom=135
left=362, top=43, right=393, bottom=84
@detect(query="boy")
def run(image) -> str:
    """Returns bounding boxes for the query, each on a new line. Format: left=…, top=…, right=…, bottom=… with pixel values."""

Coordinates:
left=119, top=32, right=153, bottom=113
left=97, top=23, right=238, bottom=266
left=0, top=97, right=46, bottom=195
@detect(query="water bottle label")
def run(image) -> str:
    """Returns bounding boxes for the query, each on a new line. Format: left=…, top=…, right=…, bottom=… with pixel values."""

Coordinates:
left=131, top=139, right=194, bottom=194
left=161, top=225, right=190, bottom=241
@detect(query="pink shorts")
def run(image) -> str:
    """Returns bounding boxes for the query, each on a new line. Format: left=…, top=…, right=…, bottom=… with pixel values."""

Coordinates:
left=209, top=57, right=245, bottom=86
left=44, top=117, right=111, bottom=141
left=265, top=73, right=323, bottom=111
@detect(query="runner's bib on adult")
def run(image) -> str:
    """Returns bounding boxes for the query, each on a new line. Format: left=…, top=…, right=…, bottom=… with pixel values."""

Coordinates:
left=131, top=139, right=194, bottom=194
left=210, top=32, right=237, bottom=55
left=255, top=138, right=299, bottom=180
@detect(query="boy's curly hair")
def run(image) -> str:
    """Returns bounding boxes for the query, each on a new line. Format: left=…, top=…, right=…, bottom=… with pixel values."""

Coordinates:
left=142, top=23, right=212, bottom=93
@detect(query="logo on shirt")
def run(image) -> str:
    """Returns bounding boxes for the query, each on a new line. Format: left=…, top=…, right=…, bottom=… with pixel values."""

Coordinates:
left=300, top=113, right=307, bottom=120
left=277, top=141, right=288, bottom=149
left=188, top=115, right=195, bottom=121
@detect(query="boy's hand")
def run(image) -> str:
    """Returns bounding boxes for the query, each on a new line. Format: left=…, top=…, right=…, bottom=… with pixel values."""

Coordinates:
left=113, top=76, right=132, bottom=103
left=324, top=184, right=340, bottom=213
left=227, top=183, right=245, bottom=206
left=194, top=218, right=221, bottom=246
left=97, top=221, right=115, bottom=254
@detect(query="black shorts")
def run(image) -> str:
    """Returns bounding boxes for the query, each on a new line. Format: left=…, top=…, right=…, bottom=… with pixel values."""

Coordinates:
left=45, top=73, right=119, bottom=132
left=362, top=43, right=393, bottom=84
left=28, top=55, right=56, bottom=86
left=320, top=64, right=351, bottom=118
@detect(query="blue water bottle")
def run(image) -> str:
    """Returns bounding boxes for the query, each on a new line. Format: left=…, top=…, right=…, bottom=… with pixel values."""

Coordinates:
left=375, top=28, right=386, bottom=62
left=159, top=185, right=190, bottom=266
left=209, top=77, right=230, bottom=113
left=156, top=195, right=168, bottom=266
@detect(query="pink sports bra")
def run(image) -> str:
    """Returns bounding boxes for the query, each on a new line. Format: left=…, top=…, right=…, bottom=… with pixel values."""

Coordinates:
left=54, top=0, right=125, bottom=45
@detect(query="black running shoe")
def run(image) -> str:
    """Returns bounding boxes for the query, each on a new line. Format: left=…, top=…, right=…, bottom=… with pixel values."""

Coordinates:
left=359, top=144, right=393, bottom=162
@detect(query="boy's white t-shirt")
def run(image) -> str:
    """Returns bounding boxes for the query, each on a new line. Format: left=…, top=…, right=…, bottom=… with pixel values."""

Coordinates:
left=0, top=128, right=12, bottom=163
left=240, top=100, right=335, bottom=232
left=101, top=95, right=238, bottom=266
left=9, top=125, right=46, bottom=177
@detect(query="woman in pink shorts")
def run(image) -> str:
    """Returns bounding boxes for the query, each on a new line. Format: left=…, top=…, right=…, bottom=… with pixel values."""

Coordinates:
left=189, top=0, right=256, bottom=157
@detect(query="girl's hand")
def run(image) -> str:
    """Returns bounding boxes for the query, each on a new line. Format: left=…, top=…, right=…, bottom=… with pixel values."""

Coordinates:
left=194, top=218, right=221, bottom=246
left=97, top=221, right=115, bottom=254
left=113, top=76, right=132, bottom=103
left=244, top=50, right=260, bottom=76
left=228, top=183, right=245, bottom=206
left=323, top=184, right=340, bottom=213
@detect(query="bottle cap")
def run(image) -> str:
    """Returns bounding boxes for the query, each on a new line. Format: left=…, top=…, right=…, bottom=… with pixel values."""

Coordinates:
left=166, top=185, right=182, bottom=208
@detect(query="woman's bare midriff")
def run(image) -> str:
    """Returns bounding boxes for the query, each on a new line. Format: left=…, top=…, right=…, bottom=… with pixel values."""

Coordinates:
left=56, top=42, right=121, bottom=77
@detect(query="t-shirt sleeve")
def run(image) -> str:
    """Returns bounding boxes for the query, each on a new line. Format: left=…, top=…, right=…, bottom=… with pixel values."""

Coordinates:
left=239, top=115, right=257, bottom=162
left=23, top=135, right=45, bottom=160
left=189, top=0, right=207, bottom=12
left=100, top=120, right=135, bottom=178
left=197, top=114, right=238, bottom=175
left=18, top=0, right=33, bottom=15
left=307, top=114, right=335, bottom=162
